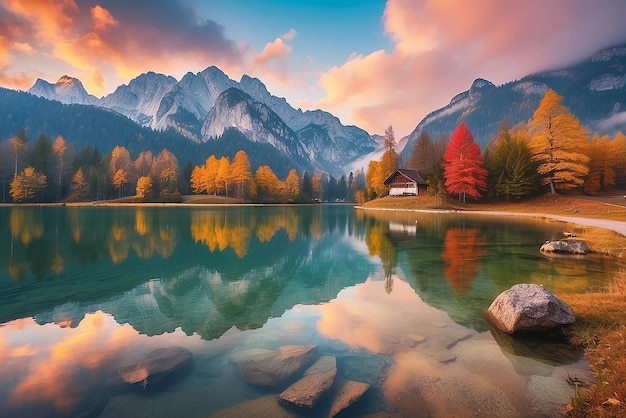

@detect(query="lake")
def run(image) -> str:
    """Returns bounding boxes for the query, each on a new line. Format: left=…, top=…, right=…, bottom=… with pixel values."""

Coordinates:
left=0, top=205, right=620, bottom=417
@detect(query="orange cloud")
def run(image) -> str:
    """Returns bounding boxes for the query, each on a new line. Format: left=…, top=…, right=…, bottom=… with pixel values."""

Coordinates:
left=252, top=30, right=298, bottom=86
left=91, top=5, right=118, bottom=31
left=316, top=0, right=626, bottom=136
left=0, top=0, right=244, bottom=95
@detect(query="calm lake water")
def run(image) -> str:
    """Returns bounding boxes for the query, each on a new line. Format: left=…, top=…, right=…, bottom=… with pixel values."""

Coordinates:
left=0, top=205, right=621, bottom=417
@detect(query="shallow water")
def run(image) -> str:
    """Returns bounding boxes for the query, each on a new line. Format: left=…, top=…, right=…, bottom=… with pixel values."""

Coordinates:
left=0, top=205, right=619, bottom=417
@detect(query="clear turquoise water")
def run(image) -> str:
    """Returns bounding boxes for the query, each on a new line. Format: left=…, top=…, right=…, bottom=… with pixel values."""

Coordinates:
left=0, top=205, right=620, bottom=417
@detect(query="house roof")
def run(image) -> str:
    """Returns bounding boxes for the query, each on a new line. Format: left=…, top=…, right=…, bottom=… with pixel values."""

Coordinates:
left=383, top=169, right=428, bottom=186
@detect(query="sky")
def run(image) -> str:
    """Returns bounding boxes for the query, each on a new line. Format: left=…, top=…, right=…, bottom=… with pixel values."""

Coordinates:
left=2, top=0, right=626, bottom=137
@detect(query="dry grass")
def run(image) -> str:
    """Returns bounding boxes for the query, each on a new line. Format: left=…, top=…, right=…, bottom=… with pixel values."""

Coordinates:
left=362, top=191, right=626, bottom=416
left=561, top=271, right=626, bottom=417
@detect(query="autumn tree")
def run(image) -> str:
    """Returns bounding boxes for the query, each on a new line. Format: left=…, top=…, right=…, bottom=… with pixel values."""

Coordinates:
left=136, top=176, right=153, bottom=201
left=380, top=125, right=399, bottom=184
left=70, top=167, right=88, bottom=200
left=216, top=156, right=231, bottom=196
left=190, top=165, right=208, bottom=194
left=10, top=166, right=47, bottom=203
left=612, top=132, right=626, bottom=187
left=584, top=134, right=614, bottom=194
left=366, top=160, right=385, bottom=198
left=134, top=151, right=153, bottom=179
left=112, top=168, right=128, bottom=198
left=151, top=149, right=179, bottom=194
left=312, top=175, right=323, bottom=201
left=484, top=123, right=538, bottom=199
left=283, top=168, right=300, bottom=203
left=110, top=145, right=131, bottom=197
left=442, top=122, right=487, bottom=202
left=231, top=150, right=255, bottom=199
left=255, top=165, right=283, bottom=201
left=528, top=89, right=590, bottom=195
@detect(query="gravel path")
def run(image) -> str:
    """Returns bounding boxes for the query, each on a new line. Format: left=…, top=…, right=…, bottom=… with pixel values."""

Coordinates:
left=464, top=210, right=626, bottom=237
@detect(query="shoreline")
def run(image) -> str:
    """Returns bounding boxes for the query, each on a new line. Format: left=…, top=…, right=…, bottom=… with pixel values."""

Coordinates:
left=355, top=205, right=626, bottom=238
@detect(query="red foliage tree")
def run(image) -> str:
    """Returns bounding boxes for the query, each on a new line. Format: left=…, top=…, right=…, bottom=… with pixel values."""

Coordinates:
left=443, top=122, right=488, bottom=202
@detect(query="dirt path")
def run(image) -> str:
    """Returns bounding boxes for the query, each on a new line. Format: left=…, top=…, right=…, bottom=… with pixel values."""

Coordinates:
left=464, top=210, right=626, bottom=237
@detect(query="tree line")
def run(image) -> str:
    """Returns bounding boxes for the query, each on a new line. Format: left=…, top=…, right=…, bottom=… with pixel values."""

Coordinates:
left=1, top=130, right=367, bottom=204
left=366, top=89, right=626, bottom=201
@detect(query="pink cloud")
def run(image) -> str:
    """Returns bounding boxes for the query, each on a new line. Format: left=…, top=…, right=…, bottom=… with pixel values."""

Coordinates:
left=316, top=0, right=626, bottom=136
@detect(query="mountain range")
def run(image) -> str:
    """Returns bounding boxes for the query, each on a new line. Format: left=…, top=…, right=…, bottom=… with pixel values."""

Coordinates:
left=7, top=43, right=626, bottom=176
left=400, top=45, right=626, bottom=160
left=27, top=66, right=376, bottom=175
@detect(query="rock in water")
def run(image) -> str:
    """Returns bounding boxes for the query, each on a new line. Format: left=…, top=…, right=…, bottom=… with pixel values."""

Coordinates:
left=279, top=356, right=337, bottom=408
left=329, top=378, right=370, bottom=417
left=540, top=240, right=591, bottom=254
left=119, top=346, right=192, bottom=388
left=487, top=284, right=575, bottom=334
left=231, top=344, right=318, bottom=387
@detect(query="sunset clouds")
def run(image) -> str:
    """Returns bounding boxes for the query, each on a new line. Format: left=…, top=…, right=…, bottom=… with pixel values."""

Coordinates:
left=316, top=0, right=626, bottom=134
left=1, top=0, right=626, bottom=136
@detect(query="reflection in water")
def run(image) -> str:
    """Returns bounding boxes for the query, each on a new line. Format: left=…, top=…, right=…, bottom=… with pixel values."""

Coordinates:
left=0, top=206, right=621, bottom=417
left=441, top=227, right=488, bottom=295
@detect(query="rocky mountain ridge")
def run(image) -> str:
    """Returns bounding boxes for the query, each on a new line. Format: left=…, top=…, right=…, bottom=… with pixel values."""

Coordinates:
left=29, top=66, right=376, bottom=175
left=401, top=44, right=626, bottom=160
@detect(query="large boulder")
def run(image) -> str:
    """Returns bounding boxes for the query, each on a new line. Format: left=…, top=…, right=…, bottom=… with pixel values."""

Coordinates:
left=540, top=240, right=591, bottom=254
left=118, top=346, right=192, bottom=388
left=279, top=356, right=337, bottom=408
left=231, top=344, right=318, bottom=387
left=486, top=284, right=575, bottom=334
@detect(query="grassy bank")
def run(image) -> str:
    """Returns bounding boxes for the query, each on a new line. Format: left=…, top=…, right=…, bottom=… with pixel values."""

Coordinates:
left=361, top=192, right=626, bottom=417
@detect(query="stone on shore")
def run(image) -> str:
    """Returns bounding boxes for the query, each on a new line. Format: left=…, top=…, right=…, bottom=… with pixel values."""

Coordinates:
left=540, top=240, right=591, bottom=254
left=230, top=344, right=318, bottom=387
left=487, top=284, right=575, bottom=334
left=118, top=346, right=192, bottom=388
left=329, top=378, right=370, bottom=417
left=279, top=356, right=337, bottom=408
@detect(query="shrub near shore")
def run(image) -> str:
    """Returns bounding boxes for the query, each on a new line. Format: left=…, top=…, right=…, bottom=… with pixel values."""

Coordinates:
left=361, top=192, right=626, bottom=417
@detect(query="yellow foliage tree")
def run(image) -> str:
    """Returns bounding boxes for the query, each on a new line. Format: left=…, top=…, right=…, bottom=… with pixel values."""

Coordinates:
left=70, top=167, right=88, bottom=200
left=216, top=156, right=231, bottom=196
left=283, top=168, right=300, bottom=203
left=190, top=165, right=208, bottom=194
left=231, top=150, right=255, bottom=199
left=255, top=165, right=283, bottom=201
left=584, top=134, right=614, bottom=194
left=528, top=89, right=590, bottom=194
left=10, top=166, right=47, bottom=203
left=136, top=176, right=153, bottom=201
left=113, top=168, right=128, bottom=198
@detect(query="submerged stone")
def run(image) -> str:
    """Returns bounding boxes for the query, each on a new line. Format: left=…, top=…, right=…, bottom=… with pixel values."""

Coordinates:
left=329, top=378, right=370, bottom=417
left=118, top=346, right=192, bottom=388
left=231, top=344, right=318, bottom=387
left=279, top=356, right=337, bottom=408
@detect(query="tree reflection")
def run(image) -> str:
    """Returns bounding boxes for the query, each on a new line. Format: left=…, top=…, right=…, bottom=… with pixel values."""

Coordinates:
left=190, top=208, right=305, bottom=258
left=364, top=219, right=398, bottom=293
left=441, top=227, right=487, bottom=295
